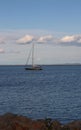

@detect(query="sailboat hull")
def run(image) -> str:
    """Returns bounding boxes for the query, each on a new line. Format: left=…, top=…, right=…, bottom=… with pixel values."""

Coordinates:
left=25, top=67, right=42, bottom=70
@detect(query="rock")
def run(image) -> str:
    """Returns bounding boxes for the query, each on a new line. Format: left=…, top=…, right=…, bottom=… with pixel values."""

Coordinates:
left=0, top=113, right=81, bottom=130
left=0, top=113, right=31, bottom=130
left=62, top=120, right=81, bottom=130
left=0, top=113, right=47, bottom=130
left=31, top=120, right=47, bottom=130
left=51, top=120, right=62, bottom=130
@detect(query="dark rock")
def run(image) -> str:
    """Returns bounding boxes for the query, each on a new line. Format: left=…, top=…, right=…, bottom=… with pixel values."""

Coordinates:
left=44, top=118, right=52, bottom=129
left=62, top=120, right=81, bottom=130
left=0, top=113, right=81, bottom=130
left=51, top=120, right=62, bottom=130
left=0, top=113, right=47, bottom=130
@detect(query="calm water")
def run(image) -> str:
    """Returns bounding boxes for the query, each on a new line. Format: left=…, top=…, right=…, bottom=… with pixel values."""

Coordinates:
left=0, top=65, right=81, bottom=123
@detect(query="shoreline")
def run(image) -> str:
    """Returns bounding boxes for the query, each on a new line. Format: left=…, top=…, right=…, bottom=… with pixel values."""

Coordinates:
left=0, top=64, right=81, bottom=66
left=0, top=113, right=81, bottom=130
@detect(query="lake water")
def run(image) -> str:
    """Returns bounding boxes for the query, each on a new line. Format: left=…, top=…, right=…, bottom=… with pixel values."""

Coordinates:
left=0, top=65, right=81, bottom=123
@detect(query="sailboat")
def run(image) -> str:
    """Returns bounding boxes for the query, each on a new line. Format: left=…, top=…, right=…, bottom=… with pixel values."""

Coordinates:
left=25, top=42, right=42, bottom=70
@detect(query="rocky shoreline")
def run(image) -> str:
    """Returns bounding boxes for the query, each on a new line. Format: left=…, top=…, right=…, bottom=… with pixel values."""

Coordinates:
left=0, top=113, right=81, bottom=130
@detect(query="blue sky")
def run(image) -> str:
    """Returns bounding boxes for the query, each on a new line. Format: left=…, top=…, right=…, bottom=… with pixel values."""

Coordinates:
left=0, top=0, right=81, bottom=64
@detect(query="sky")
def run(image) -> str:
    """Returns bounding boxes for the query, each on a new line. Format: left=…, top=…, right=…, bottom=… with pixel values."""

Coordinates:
left=0, top=0, right=81, bottom=65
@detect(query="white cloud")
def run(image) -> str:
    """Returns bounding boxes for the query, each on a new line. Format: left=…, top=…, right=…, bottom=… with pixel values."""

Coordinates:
left=16, top=34, right=54, bottom=44
left=59, top=35, right=81, bottom=46
left=37, top=35, right=54, bottom=43
left=60, top=35, right=75, bottom=42
left=16, top=35, right=34, bottom=44
left=0, top=30, right=81, bottom=47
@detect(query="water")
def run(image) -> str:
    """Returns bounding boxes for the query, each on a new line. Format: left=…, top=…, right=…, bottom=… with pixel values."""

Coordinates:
left=0, top=65, right=81, bottom=123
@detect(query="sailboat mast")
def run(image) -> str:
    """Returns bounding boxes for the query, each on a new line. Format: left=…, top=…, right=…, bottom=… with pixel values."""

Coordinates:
left=32, top=42, right=34, bottom=67
left=25, top=42, right=42, bottom=70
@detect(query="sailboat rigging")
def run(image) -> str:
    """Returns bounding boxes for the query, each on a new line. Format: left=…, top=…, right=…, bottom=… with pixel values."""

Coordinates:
left=25, top=42, right=42, bottom=70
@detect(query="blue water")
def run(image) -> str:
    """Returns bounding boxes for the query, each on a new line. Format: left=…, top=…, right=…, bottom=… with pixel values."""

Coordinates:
left=0, top=65, right=81, bottom=123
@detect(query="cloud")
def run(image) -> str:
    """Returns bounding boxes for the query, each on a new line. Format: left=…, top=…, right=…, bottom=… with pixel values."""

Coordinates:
left=16, top=34, right=81, bottom=46
left=16, top=35, right=34, bottom=44
left=59, top=35, right=81, bottom=46
left=0, top=48, right=5, bottom=53
left=16, top=34, right=55, bottom=44
left=37, top=35, right=54, bottom=43
left=0, top=34, right=17, bottom=44
left=60, top=35, right=75, bottom=42
left=0, top=30, right=81, bottom=47
left=0, top=37, right=5, bottom=44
